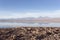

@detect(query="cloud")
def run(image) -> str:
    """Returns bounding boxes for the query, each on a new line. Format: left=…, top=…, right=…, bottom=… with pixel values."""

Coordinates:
left=0, top=10, right=60, bottom=19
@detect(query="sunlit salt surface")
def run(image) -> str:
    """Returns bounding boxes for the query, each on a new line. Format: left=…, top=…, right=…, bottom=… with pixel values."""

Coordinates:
left=0, top=22, right=60, bottom=28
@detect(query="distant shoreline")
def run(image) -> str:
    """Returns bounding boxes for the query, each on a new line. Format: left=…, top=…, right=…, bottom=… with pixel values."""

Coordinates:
left=0, top=18, right=60, bottom=23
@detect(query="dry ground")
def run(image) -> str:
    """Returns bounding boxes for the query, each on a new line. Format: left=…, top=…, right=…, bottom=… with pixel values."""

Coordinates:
left=0, top=27, right=60, bottom=40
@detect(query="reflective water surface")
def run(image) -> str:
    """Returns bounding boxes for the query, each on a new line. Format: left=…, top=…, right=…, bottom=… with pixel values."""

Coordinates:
left=0, top=22, right=60, bottom=28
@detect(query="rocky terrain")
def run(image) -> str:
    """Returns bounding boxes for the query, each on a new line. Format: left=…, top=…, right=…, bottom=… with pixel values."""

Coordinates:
left=0, top=27, right=60, bottom=40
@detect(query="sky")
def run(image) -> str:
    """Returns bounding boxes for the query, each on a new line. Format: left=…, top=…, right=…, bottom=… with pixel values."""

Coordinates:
left=0, top=0, right=60, bottom=19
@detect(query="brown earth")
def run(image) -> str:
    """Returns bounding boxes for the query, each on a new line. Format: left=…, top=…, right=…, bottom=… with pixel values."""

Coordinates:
left=0, top=27, right=60, bottom=40
left=1, top=18, right=60, bottom=23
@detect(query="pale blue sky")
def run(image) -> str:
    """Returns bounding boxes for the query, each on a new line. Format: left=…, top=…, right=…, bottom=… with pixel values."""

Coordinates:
left=0, top=0, right=60, bottom=18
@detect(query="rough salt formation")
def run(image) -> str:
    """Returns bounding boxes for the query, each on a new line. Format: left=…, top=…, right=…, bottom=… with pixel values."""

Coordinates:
left=0, top=27, right=60, bottom=40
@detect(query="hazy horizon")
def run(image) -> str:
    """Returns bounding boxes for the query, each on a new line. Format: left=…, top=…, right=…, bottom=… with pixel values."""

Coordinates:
left=0, top=0, right=60, bottom=19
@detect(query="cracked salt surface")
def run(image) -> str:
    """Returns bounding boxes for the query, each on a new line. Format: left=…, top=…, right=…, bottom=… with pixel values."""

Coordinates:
left=0, top=22, right=60, bottom=28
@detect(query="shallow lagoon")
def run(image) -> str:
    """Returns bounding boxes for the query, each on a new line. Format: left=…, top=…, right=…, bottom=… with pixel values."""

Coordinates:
left=0, top=22, right=60, bottom=28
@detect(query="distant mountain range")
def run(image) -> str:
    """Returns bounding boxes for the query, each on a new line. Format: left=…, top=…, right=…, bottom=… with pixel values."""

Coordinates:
left=0, top=17, right=60, bottom=23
